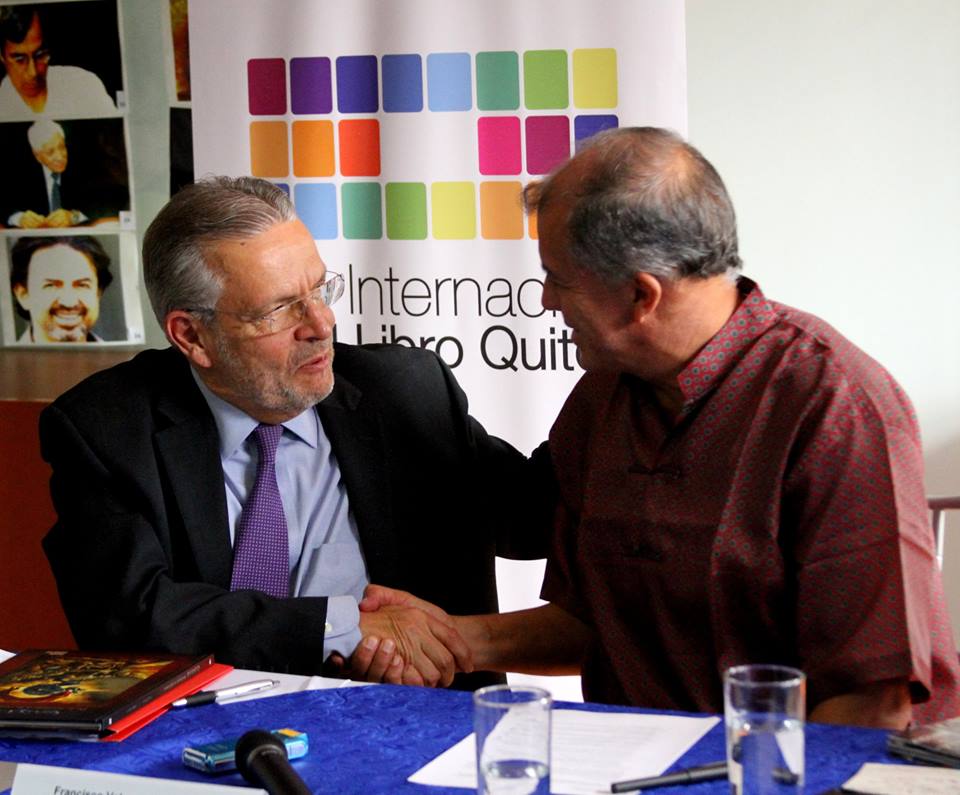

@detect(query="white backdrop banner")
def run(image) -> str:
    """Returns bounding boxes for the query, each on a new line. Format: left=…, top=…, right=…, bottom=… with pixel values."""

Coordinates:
left=188, top=0, right=686, bottom=454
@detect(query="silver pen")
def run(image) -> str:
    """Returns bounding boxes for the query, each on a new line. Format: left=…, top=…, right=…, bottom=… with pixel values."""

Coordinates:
left=171, top=678, right=279, bottom=708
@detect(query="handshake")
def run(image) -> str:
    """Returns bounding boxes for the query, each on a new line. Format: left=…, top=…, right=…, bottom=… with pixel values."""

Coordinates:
left=340, top=585, right=481, bottom=688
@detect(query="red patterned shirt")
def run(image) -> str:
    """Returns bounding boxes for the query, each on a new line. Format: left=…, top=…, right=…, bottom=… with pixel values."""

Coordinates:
left=542, top=279, right=960, bottom=722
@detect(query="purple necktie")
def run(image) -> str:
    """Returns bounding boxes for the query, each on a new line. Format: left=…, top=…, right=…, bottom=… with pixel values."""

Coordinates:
left=230, top=423, right=289, bottom=599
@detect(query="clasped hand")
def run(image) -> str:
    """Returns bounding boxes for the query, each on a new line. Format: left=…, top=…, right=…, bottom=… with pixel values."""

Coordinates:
left=346, top=585, right=471, bottom=688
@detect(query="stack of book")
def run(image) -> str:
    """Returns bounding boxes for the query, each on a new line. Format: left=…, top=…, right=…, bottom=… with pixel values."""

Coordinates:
left=0, top=649, right=231, bottom=741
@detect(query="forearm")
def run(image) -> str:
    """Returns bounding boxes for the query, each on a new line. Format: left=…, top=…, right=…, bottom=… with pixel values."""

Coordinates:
left=809, top=678, right=912, bottom=729
left=454, top=603, right=590, bottom=676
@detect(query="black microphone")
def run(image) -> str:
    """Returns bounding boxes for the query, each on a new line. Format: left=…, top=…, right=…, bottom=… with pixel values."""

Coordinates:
left=235, top=729, right=312, bottom=795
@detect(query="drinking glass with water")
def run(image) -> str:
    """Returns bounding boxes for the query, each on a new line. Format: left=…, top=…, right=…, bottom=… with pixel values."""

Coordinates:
left=724, top=664, right=805, bottom=795
left=474, top=684, right=552, bottom=795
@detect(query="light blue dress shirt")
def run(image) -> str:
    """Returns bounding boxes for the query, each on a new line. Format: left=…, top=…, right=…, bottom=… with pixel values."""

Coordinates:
left=193, top=372, right=368, bottom=661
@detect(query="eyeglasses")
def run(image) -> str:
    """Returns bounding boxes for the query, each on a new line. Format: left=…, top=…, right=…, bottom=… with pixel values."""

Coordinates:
left=194, top=271, right=344, bottom=337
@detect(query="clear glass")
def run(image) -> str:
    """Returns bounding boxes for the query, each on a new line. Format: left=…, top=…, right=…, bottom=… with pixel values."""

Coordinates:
left=724, top=664, right=806, bottom=795
left=474, top=684, right=552, bottom=795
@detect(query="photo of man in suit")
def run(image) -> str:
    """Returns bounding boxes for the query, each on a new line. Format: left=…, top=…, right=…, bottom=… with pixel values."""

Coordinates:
left=40, top=176, right=547, bottom=687
left=0, top=117, right=131, bottom=229
left=9, top=235, right=112, bottom=343
left=6, top=120, right=82, bottom=228
left=0, top=4, right=116, bottom=119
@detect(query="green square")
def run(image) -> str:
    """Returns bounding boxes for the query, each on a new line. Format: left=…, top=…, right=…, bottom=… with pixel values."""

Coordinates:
left=385, top=182, right=427, bottom=240
left=476, top=51, right=519, bottom=110
left=523, top=50, right=568, bottom=109
left=341, top=183, right=382, bottom=239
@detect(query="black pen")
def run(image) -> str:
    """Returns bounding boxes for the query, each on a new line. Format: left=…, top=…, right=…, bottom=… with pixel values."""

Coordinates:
left=171, top=678, right=279, bottom=708
left=611, top=761, right=728, bottom=792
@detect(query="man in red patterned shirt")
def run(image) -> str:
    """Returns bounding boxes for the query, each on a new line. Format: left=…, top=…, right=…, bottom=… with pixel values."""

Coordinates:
left=358, top=127, right=960, bottom=727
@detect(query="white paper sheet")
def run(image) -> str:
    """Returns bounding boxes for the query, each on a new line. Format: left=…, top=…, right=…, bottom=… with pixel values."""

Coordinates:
left=843, top=762, right=960, bottom=795
left=409, top=709, right=719, bottom=795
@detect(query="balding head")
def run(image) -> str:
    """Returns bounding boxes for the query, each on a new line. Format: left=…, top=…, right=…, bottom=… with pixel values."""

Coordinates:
left=524, top=127, right=742, bottom=284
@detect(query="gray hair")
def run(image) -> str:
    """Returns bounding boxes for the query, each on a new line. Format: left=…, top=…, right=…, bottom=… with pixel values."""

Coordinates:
left=142, top=176, right=296, bottom=324
left=27, top=119, right=64, bottom=150
left=524, top=127, right=742, bottom=283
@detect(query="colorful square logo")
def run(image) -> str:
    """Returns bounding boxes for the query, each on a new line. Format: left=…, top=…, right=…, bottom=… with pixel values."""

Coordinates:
left=523, top=50, right=568, bottom=110
left=526, top=116, right=570, bottom=175
left=248, top=58, right=287, bottom=115
left=476, top=51, right=519, bottom=110
left=338, top=119, right=381, bottom=177
left=337, top=55, right=379, bottom=113
left=295, top=183, right=338, bottom=239
left=342, top=183, right=382, bottom=239
left=478, top=117, right=521, bottom=176
left=248, top=47, right=619, bottom=239
left=385, top=182, right=428, bottom=240
left=480, top=182, right=524, bottom=240
left=382, top=54, right=423, bottom=112
left=427, top=52, right=472, bottom=111
left=432, top=182, right=476, bottom=239
left=572, top=48, right=618, bottom=108
left=292, top=121, right=335, bottom=177
left=249, top=121, right=288, bottom=177
left=290, top=57, right=332, bottom=114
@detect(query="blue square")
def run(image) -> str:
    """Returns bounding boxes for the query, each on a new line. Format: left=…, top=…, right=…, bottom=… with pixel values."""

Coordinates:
left=336, top=55, right=379, bottom=113
left=382, top=54, right=423, bottom=112
left=574, top=114, right=619, bottom=149
left=426, top=52, right=472, bottom=111
left=294, top=183, right=338, bottom=239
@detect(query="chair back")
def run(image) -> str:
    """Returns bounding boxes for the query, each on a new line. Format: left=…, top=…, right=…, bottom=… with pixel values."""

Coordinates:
left=929, top=495, right=960, bottom=570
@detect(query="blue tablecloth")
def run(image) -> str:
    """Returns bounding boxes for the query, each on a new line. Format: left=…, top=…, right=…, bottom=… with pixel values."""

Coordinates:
left=0, top=684, right=891, bottom=793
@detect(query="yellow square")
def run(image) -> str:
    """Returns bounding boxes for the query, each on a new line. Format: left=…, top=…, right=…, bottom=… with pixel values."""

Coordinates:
left=573, top=48, right=618, bottom=109
left=431, top=182, right=476, bottom=240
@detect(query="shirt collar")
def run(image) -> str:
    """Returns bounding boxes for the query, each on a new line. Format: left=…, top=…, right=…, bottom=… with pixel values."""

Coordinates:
left=675, top=277, right=781, bottom=407
left=190, top=368, right=319, bottom=459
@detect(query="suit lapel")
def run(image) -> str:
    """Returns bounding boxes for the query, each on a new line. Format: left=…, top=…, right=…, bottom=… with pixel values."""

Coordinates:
left=154, top=359, right=233, bottom=588
left=317, top=375, right=401, bottom=585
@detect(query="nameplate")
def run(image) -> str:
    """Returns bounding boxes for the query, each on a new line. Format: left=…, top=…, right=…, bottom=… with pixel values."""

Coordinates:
left=12, top=763, right=265, bottom=794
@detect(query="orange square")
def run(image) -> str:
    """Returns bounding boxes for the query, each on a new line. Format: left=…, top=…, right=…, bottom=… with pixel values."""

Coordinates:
left=249, top=122, right=288, bottom=178
left=480, top=182, right=524, bottom=240
left=292, top=121, right=335, bottom=177
left=528, top=209, right=538, bottom=240
left=339, top=119, right=381, bottom=177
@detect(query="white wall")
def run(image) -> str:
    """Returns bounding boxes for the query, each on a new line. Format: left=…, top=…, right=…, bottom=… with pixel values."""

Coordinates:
left=686, top=0, right=960, bottom=634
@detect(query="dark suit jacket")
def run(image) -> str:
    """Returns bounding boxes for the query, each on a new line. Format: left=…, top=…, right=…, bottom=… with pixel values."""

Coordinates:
left=3, top=159, right=128, bottom=225
left=41, top=344, right=550, bottom=687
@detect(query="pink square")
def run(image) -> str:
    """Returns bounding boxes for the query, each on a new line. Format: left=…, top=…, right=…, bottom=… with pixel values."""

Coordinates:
left=478, top=117, right=521, bottom=175
left=525, top=116, right=570, bottom=175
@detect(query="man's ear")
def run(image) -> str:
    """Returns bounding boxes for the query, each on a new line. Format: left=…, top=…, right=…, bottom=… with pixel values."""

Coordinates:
left=165, top=310, right=214, bottom=368
left=12, top=283, right=29, bottom=313
left=631, top=271, right=663, bottom=322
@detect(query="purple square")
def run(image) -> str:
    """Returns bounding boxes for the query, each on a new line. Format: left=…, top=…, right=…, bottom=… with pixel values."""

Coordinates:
left=248, top=59, right=287, bottom=115
left=291, top=57, right=332, bottom=114
left=525, top=116, right=570, bottom=175
left=478, top=117, right=521, bottom=175
left=337, top=55, right=379, bottom=113
left=575, top=114, right=619, bottom=149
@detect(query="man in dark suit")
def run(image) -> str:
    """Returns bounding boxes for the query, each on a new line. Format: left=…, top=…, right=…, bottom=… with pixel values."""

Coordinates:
left=41, top=176, right=546, bottom=688
left=3, top=119, right=129, bottom=228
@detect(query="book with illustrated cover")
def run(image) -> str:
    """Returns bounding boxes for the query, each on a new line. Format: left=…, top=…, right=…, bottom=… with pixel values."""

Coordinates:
left=887, top=716, right=960, bottom=767
left=0, top=649, right=216, bottom=737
